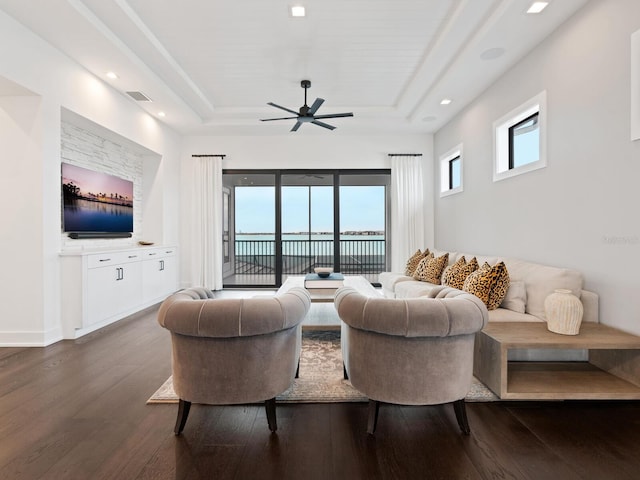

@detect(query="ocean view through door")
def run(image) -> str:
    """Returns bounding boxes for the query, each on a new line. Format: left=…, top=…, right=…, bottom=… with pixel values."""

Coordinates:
left=222, top=170, right=390, bottom=287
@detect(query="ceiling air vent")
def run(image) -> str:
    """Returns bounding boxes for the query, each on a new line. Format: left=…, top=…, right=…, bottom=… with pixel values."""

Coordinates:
left=126, top=91, right=152, bottom=102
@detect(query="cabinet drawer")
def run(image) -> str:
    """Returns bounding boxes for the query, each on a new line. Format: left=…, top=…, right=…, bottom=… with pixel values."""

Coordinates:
left=87, top=251, right=142, bottom=268
left=142, top=247, right=176, bottom=259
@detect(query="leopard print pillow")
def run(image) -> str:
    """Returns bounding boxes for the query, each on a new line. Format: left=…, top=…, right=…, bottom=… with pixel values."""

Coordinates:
left=413, top=253, right=449, bottom=284
left=463, top=261, right=510, bottom=309
left=442, top=256, right=479, bottom=290
left=462, top=262, right=494, bottom=305
left=404, top=249, right=430, bottom=276
left=486, top=261, right=510, bottom=310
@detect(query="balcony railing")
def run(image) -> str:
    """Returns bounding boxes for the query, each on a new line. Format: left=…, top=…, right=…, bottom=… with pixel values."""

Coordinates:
left=229, top=238, right=386, bottom=285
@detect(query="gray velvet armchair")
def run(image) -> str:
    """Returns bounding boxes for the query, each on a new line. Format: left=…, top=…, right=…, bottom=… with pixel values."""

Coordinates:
left=157, top=286, right=311, bottom=435
left=335, top=286, right=488, bottom=434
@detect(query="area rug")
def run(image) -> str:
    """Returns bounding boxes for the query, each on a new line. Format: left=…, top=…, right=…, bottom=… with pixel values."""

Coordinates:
left=147, top=330, right=498, bottom=404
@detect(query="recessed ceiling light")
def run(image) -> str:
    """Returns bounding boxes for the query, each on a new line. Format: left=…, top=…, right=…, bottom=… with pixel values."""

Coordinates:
left=158, top=111, right=166, bottom=117
left=291, top=5, right=305, bottom=17
left=440, top=98, right=452, bottom=105
left=527, top=2, right=549, bottom=14
left=106, top=71, right=118, bottom=80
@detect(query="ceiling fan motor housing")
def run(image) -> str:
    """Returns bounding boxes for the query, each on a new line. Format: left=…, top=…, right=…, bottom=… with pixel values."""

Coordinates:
left=260, top=79, right=353, bottom=131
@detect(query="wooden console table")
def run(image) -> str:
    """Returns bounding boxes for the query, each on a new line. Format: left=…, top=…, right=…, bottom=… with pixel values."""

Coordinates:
left=474, top=322, right=640, bottom=400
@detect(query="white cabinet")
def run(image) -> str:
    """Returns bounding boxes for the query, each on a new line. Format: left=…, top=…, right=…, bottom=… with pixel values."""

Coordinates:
left=60, top=246, right=178, bottom=338
left=142, top=247, right=178, bottom=304
left=86, top=251, right=143, bottom=327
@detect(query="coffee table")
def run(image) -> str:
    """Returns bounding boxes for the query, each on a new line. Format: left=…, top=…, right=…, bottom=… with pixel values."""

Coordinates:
left=278, top=275, right=381, bottom=330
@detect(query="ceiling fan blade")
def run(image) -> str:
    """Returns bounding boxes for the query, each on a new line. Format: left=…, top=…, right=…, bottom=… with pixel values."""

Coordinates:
left=267, top=102, right=299, bottom=116
left=260, top=116, right=299, bottom=122
left=313, top=112, right=354, bottom=120
left=308, top=98, right=325, bottom=115
left=291, top=121, right=303, bottom=132
left=311, top=120, right=336, bottom=130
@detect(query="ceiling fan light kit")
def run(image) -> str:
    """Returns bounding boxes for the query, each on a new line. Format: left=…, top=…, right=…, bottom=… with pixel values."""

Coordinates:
left=260, top=80, right=353, bottom=132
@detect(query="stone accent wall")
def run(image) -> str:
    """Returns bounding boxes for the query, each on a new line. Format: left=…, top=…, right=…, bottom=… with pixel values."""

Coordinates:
left=60, top=121, right=143, bottom=249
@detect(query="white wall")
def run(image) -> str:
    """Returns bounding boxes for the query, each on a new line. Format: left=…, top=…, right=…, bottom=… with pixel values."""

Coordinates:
left=179, top=134, right=433, bottom=287
left=0, top=10, right=182, bottom=345
left=434, top=0, right=640, bottom=334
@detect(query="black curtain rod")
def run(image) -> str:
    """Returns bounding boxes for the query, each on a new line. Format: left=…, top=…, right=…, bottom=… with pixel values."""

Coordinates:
left=387, top=153, right=423, bottom=157
left=192, top=154, right=226, bottom=158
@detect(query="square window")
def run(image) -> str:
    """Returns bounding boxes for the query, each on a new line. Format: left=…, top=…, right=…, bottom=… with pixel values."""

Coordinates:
left=494, top=91, right=546, bottom=182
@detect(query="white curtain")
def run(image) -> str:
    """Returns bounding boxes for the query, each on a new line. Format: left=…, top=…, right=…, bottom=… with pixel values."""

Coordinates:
left=191, top=156, right=223, bottom=290
left=391, top=155, right=425, bottom=272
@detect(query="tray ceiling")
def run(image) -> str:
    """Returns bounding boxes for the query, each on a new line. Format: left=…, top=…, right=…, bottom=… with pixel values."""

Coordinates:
left=0, top=0, right=588, bottom=135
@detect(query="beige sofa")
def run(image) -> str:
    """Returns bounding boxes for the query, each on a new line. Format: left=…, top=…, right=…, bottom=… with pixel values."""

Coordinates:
left=379, top=249, right=599, bottom=361
left=380, top=249, right=598, bottom=323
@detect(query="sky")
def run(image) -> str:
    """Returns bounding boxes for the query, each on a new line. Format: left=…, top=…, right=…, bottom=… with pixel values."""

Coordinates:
left=62, top=162, right=133, bottom=198
left=235, top=185, right=385, bottom=233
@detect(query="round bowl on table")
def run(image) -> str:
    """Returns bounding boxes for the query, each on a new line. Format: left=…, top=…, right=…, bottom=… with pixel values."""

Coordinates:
left=314, top=267, right=333, bottom=278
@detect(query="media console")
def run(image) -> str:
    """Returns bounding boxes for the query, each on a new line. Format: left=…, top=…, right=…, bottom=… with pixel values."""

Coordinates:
left=60, top=246, right=178, bottom=338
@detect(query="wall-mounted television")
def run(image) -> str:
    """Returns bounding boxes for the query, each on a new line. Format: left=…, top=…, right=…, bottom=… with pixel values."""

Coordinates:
left=61, top=162, right=134, bottom=239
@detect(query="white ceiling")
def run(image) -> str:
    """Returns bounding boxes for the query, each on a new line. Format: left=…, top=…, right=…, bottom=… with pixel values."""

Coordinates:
left=0, top=0, right=588, bottom=135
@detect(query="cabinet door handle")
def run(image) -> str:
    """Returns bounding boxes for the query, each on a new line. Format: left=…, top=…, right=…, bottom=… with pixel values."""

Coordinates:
left=160, top=260, right=165, bottom=271
left=100, top=258, right=111, bottom=262
left=149, top=253, right=157, bottom=256
left=116, top=267, right=124, bottom=281
left=128, top=255, right=137, bottom=259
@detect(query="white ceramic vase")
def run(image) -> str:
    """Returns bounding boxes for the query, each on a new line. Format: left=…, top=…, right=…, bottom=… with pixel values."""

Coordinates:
left=544, top=289, right=584, bottom=335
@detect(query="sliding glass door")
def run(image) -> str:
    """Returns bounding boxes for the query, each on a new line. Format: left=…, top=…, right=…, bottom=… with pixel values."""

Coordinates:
left=222, top=170, right=390, bottom=287
left=339, top=174, right=388, bottom=281
left=281, top=174, right=334, bottom=283
left=222, top=173, right=276, bottom=286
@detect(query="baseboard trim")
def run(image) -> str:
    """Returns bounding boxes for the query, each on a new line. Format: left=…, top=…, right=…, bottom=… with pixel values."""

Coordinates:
left=0, top=327, right=64, bottom=347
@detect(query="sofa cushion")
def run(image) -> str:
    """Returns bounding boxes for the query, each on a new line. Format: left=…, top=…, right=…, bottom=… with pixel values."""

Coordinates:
left=442, top=256, right=479, bottom=289
left=486, top=262, right=510, bottom=310
left=413, top=253, right=449, bottom=284
left=500, top=281, right=527, bottom=313
left=394, top=280, right=441, bottom=299
left=404, top=249, right=429, bottom=276
left=488, top=308, right=542, bottom=322
left=379, top=272, right=414, bottom=296
left=503, top=258, right=583, bottom=320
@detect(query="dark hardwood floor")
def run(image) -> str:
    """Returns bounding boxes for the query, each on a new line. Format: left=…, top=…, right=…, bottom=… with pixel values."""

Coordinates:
left=2, top=308, right=640, bottom=479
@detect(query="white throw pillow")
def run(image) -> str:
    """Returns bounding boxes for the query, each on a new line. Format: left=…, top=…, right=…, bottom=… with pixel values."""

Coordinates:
left=500, top=281, right=527, bottom=313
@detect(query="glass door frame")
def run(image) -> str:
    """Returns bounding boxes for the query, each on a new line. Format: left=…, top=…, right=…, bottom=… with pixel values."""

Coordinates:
left=223, top=169, right=390, bottom=288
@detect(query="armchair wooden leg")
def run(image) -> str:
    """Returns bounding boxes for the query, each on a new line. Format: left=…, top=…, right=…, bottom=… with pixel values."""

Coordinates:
left=174, top=399, right=191, bottom=436
left=265, top=397, right=277, bottom=432
left=453, top=399, right=470, bottom=435
left=367, top=399, right=380, bottom=435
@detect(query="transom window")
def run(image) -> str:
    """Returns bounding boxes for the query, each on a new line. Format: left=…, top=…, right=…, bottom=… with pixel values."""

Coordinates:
left=494, top=91, right=547, bottom=182
left=440, top=144, right=463, bottom=197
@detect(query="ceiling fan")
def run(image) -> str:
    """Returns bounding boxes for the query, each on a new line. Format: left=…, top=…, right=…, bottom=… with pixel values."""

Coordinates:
left=260, top=80, right=353, bottom=132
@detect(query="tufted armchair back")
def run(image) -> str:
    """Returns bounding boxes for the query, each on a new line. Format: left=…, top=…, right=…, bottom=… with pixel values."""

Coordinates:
left=157, top=286, right=311, bottom=434
left=335, top=286, right=488, bottom=434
